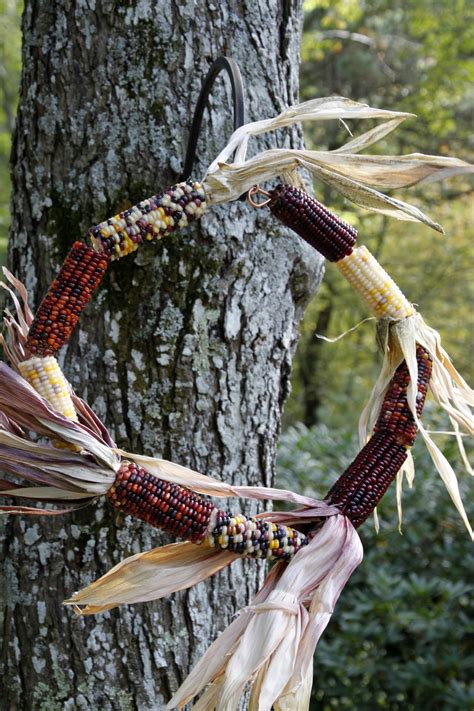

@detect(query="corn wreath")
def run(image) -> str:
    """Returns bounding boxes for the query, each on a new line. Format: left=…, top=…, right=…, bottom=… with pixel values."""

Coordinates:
left=0, top=96, right=473, bottom=710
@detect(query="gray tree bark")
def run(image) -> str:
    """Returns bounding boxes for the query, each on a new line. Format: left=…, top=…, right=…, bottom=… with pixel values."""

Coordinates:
left=0, top=1, right=323, bottom=708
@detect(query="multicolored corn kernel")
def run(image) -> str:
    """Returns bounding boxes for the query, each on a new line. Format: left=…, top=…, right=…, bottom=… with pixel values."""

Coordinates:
left=336, top=246, right=414, bottom=320
left=108, top=461, right=216, bottom=542
left=87, top=180, right=207, bottom=260
left=324, top=430, right=408, bottom=527
left=207, top=511, right=308, bottom=561
left=269, top=184, right=358, bottom=262
left=374, top=345, right=432, bottom=447
left=325, top=346, right=432, bottom=527
left=18, top=356, right=77, bottom=421
left=108, top=461, right=309, bottom=559
left=26, top=242, right=109, bottom=357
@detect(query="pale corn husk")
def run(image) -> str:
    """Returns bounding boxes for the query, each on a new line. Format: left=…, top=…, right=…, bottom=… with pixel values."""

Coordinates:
left=360, top=315, right=473, bottom=539
left=64, top=541, right=240, bottom=614
left=395, top=450, right=416, bottom=533
left=167, top=516, right=363, bottom=711
left=272, top=662, right=313, bottom=711
left=203, top=97, right=473, bottom=232
left=0, top=429, right=114, bottom=496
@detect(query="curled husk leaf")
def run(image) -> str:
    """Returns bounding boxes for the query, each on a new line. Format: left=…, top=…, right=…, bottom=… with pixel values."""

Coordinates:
left=203, top=96, right=473, bottom=233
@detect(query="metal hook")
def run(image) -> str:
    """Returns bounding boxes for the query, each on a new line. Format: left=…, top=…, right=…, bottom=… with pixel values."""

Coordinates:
left=181, top=56, right=246, bottom=194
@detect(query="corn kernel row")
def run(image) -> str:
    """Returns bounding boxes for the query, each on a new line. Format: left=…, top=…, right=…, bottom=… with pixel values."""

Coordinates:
left=207, top=511, right=307, bottom=560
left=269, top=184, right=358, bottom=262
left=324, top=430, right=408, bottom=527
left=87, top=180, right=207, bottom=260
left=18, top=356, right=77, bottom=421
left=324, top=346, right=432, bottom=526
left=26, top=242, right=109, bottom=357
left=336, top=246, right=414, bottom=320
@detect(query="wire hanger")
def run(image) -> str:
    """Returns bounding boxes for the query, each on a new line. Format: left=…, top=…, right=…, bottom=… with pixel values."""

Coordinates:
left=181, top=56, right=246, bottom=198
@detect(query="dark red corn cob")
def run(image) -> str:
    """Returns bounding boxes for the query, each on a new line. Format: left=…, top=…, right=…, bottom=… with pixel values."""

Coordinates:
left=324, top=431, right=409, bottom=527
left=26, top=242, right=109, bottom=356
left=325, top=345, right=432, bottom=527
left=374, top=345, right=432, bottom=447
left=107, top=461, right=309, bottom=558
left=269, top=184, right=358, bottom=262
left=107, top=461, right=215, bottom=542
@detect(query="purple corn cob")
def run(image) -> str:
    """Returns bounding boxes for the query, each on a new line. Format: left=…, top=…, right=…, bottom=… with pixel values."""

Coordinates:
left=324, top=345, right=432, bottom=526
left=269, top=184, right=358, bottom=261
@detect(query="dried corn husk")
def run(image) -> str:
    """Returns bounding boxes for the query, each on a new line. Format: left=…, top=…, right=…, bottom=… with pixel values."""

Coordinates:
left=203, top=97, right=473, bottom=233
left=166, top=515, right=362, bottom=711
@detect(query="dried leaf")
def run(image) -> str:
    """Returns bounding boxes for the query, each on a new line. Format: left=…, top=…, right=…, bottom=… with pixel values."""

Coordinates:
left=65, top=542, right=239, bottom=613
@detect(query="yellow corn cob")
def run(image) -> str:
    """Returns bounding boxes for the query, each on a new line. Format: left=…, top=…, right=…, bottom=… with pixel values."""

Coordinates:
left=18, top=356, right=77, bottom=421
left=336, top=246, right=414, bottom=320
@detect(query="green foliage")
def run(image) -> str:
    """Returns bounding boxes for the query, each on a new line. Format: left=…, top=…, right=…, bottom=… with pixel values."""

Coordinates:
left=302, top=0, right=474, bottom=153
left=0, top=0, right=22, bottom=268
left=277, top=424, right=474, bottom=710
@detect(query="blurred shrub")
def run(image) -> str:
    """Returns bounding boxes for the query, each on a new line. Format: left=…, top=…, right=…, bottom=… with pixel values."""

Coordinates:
left=277, top=422, right=474, bottom=710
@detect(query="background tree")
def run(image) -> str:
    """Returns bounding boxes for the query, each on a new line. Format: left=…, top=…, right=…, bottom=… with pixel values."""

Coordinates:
left=0, top=1, right=322, bottom=708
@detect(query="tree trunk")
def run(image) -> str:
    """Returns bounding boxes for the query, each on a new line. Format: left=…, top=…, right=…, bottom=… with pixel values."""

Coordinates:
left=0, top=1, right=323, bottom=708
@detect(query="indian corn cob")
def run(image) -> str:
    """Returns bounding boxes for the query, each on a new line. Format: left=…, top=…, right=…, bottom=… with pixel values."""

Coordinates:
left=268, top=184, right=358, bottom=262
left=107, top=461, right=308, bottom=560
left=207, top=511, right=307, bottom=559
left=18, top=355, right=77, bottom=422
left=87, top=180, right=207, bottom=260
left=26, top=242, right=109, bottom=357
left=324, top=345, right=432, bottom=526
left=336, top=246, right=414, bottom=320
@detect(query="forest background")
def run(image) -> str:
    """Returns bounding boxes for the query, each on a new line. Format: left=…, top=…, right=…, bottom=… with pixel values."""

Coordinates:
left=0, top=0, right=472, bottom=709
